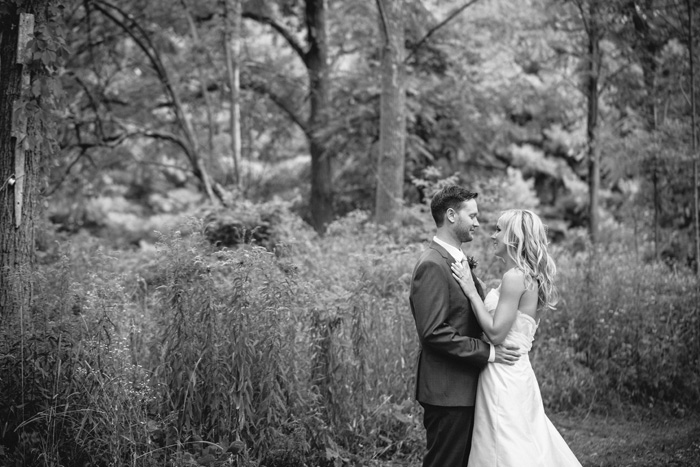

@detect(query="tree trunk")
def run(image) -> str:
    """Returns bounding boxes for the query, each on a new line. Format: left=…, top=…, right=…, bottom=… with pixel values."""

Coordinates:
left=375, top=0, right=406, bottom=225
left=586, top=1, right=601, bottom=244
left=181, top=0, right=217, bottom=154
left=0, top=2, right=46, bottom=323
left=223, top=0, right=242, bottom=187
left=305, top=0, right=333, bottom=232
left=628, top=0, right=663, bottom=258
left=241, top=0, right=334, bottom=232
left=688, top=0, right=700, bottom=275
left=91, top=0, right=218, bottom=203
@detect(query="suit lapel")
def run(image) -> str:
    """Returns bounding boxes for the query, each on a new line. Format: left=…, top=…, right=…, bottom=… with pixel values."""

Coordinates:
left=430, top=240, right=484, bottom=300
left=429, top=240, right=452, bottom=263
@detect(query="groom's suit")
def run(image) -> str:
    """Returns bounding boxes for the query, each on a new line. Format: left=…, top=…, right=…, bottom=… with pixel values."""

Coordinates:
left=410, top=240, right=489, bottom=467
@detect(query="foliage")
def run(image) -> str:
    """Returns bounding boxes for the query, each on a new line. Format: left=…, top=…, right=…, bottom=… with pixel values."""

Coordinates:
left=533, top=222, right=700, bottom=413
left=141, top=225, right=320, bottom=461
left=4, top=193, right=700, bottom=465
left=6, top=0, right=700, bottom=463
left=3, top=0, right=69, bottom=157
left=41, top=0, right=700, bottom=269
left=0, top=253, right=155, bottom=466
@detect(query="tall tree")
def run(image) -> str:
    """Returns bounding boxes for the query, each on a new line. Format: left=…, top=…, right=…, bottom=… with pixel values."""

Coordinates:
left=181, top=0, right=217, bottom=155
left=622, top=0, right=669, bottom=257
left=243, top=0, right=333, bottom=232
left=223, top=0, right=243, bottom=187
left=688, top=0, right=700, bottom=274
left=573, top=0, right=603, bottom=243
left=374, top=0, right=405, bottom=225
left=79, top=0, right=220, bottom=203
left=0, top=0, right=59, bottom=320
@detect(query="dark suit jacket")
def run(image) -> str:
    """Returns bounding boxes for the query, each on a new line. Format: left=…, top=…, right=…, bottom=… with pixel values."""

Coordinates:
left=409, top=241, right=490, bottom=407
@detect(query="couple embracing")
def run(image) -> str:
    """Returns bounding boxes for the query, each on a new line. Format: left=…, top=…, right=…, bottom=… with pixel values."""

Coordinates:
left=409, top=185, right=581, bottom=467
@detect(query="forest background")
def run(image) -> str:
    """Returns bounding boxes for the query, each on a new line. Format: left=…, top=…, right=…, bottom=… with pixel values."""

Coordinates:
left=1, top=0, right=700, bottom=465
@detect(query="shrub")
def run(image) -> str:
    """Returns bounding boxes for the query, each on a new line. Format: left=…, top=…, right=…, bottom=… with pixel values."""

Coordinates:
left=0, top=253, right=156, bottom=466
left=533, top=235, right=700, bottom=412
left=5, top=196, right=699, bottom=466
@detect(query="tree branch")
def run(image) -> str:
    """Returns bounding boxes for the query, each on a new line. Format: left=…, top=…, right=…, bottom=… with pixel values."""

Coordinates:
left=405, top=0, right=482, bottom=63
left=376, top=0, right=389, bottom=41
left=241, top=68, right=309, bottom=135
left=242, top=10, right=308, bottom=63
left=245, top=83, right=308, bottom=135
left=90, top=0, right=198, bottom=157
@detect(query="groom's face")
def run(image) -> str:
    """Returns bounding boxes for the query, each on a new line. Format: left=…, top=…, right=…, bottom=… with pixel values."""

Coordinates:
left=449, top=199, right=480, bottom=243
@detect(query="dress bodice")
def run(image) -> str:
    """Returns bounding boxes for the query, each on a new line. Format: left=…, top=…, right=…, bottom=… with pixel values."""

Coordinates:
left=483, top=286, right=537, bottom=353
left=471, top=285, right=582, bottom=466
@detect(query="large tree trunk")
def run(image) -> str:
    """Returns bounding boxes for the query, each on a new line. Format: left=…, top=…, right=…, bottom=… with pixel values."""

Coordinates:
left=0, top=2, right=47, bottom=322
left=241, top=0, right=334, bottom=232
left=305, top=0, right=333, bottom=232
left=374, top=0, right=405, bottom=225
left=585, top=1, right=601, bottom=244
left=628, top=0, right=664, bottom=258
left=688, top=0, right=700, bottom=275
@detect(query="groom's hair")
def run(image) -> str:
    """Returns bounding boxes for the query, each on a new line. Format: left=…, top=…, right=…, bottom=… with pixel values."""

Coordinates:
left=430, top=185, right=478, bottom=227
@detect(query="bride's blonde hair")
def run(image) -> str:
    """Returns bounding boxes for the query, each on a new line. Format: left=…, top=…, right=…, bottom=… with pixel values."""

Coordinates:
left=499, top=209, right=558, bottom=311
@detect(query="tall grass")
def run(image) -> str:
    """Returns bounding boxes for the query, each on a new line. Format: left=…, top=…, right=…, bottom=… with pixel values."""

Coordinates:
left=0, top=252, right=155, bottom=466
left=534, top=239, right=700, bottom=413
left=1, top=205, right=699, bottom=465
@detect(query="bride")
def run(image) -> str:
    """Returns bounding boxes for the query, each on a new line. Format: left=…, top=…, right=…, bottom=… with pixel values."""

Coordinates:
left=451, top=209, right=581, bottom=467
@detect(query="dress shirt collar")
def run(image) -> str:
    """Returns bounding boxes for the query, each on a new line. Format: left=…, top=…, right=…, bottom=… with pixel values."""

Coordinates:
left=433, top=236, right=466, bottom=263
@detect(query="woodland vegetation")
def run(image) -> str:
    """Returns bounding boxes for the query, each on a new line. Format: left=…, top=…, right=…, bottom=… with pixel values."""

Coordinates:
left=1, top=0, right=700, bottom=465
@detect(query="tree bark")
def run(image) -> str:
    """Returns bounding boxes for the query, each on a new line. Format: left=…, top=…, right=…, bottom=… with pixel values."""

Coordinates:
left=181, top=0, right=217, bottom=155
left=688, top=0, right=700, bottom=275
left=223, top=0, right=242, bottom=187
left=585, top=0, right=601, bottom=244
left=627, top=0, right=664, bottom=258
left=0, top=2, right=46, bottom=323
left=375, top=0, right=405, bottom=225
left=627, top=1, right=661, bottom=130
left=242, top=0, right=334, bottom=232
left=305, top=0, right=333, bottom=232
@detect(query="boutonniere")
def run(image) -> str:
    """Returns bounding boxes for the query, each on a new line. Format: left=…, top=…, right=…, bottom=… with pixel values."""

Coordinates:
left=466, top=256, right=478, bottom=270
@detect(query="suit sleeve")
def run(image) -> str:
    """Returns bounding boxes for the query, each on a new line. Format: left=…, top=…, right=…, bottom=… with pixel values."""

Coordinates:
left=411, top=259, right=490, bottom=368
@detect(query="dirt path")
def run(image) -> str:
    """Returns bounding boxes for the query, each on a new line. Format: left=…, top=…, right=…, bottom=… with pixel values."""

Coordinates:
left=552, top=411, right=700, bottom=467
left=373, top=411, right=700, bottom=467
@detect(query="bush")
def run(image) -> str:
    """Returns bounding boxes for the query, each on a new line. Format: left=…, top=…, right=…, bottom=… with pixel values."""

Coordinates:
left=4, top=197, right=700, bottom=466
left=532, top=230, right=700, bottom=413
left=144, top=227, right=322, bottom=460
left=0, top=253, right=156, bottom=466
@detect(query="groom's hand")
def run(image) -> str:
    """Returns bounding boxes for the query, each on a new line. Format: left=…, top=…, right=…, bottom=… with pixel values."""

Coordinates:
left=494, top=345, right=520, bottom=365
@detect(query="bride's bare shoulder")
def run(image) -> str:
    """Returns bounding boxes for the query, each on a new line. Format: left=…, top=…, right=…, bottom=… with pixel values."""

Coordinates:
left=501, top=268, right=528, bottom=291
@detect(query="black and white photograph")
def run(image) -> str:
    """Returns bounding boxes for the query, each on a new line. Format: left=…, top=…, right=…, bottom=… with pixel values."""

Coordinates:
left=1, top=0, right=699, bottom=465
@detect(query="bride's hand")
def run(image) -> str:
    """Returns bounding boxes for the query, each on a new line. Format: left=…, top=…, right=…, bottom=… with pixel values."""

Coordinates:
left=451, top=262, right=478, bottom=297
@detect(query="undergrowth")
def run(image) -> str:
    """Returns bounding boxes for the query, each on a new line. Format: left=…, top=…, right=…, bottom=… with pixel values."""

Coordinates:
left=1, top=202, right=699, bottom=466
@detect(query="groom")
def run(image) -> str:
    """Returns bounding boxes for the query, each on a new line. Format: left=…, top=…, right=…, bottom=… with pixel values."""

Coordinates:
left=409, top=185, right=520, bottom=467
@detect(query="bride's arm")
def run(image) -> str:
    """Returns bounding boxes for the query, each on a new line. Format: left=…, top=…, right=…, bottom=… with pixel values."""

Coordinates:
left=452, top=265, right=524, bottom=345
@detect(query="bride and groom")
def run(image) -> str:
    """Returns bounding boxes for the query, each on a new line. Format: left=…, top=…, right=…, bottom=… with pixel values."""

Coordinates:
left=409, top=185, right=581, bottom=466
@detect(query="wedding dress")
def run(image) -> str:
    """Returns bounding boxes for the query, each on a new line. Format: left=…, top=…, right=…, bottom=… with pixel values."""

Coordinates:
left=468, top=286, right=582, bottom=467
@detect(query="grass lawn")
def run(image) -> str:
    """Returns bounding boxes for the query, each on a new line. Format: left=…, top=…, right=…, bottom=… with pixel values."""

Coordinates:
left=550, top=410, right=700, bottom=467
left=373, top=409, right=700, bottom=466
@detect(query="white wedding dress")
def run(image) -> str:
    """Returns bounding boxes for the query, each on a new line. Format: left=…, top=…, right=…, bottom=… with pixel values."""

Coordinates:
left=468, top=286, right=582, bottom=466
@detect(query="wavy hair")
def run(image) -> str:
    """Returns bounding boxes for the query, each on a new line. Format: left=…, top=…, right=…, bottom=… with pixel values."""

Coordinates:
left=499, top=209, right=558, bottom=311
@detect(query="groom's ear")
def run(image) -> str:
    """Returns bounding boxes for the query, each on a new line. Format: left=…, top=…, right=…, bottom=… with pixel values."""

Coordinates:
left=446, top=208, right=455, bottom=223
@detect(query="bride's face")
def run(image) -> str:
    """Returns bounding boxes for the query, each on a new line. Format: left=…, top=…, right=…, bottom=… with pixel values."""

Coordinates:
left=491, top=219, right=507, bottom=260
